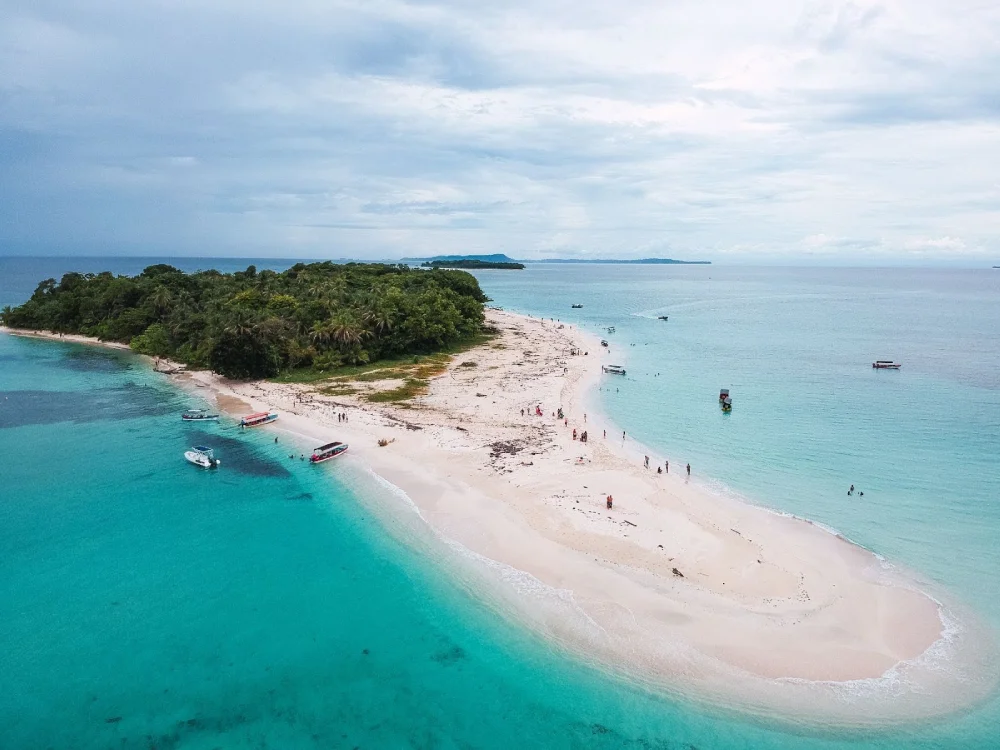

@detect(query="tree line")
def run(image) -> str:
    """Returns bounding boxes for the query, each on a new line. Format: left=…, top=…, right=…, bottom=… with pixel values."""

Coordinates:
left=1, top=262, right=488, bottom=379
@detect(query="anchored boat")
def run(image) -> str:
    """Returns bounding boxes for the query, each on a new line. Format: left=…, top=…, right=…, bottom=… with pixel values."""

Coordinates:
left=602, top=364, right=626, bottom=375
left=184, top=446, right=220, bottom=468
left=310, top=441, right=349, bottom=464
left=872, top=360, right=902, bottom=370
left=240, top=411, right=278, bottom=427
left=571, top=304, right=583, bottom=309
left=181, top=408, right=220, bottom=422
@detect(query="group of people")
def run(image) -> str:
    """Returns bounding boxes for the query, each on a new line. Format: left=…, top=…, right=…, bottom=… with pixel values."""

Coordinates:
left=337, top=412, right=349, bottom=423
left=644, top=454, right=690, bottom=476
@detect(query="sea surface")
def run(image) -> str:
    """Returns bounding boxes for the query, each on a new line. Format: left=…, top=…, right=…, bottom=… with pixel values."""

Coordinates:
left=1, top=257, right=999, bottom=749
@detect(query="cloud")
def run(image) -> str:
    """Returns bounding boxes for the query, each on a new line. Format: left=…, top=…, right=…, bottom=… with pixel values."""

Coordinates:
left=0, top=0, right=997, bottom=262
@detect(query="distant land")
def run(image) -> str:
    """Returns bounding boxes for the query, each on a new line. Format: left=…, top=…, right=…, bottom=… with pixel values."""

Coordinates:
left=422, top=259, right=525, bottom=270
left=402, top=254, right=711, bottom=265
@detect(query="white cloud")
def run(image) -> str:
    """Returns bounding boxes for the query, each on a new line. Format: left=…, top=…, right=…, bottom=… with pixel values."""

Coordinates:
left=0, top=0, right=997, bottom=262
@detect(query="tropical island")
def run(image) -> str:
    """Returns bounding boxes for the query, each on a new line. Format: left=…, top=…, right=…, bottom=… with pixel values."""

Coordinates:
left=421, top=259, right=525, bottom=270
left=0, top=262, right=488, bottom=380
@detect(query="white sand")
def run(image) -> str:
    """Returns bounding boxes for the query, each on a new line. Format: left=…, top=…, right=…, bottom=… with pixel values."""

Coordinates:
left=5, top=315, right=993, bottom=724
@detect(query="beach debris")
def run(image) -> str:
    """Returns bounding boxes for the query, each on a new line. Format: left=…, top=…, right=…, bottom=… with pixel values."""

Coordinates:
left=489, top=440, right=524, bottom=457
left=377, top=438, right=396, bottom=447
left=458, top=361, right=478, bottom=368
left=623, top=520, right=637, bottom=527
left=672, top=567, right=684, bottom=577
left=476, top=393, right=487, bottom=397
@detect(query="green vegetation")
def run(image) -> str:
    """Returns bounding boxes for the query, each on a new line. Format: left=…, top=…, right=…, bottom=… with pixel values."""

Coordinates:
left=1, top=262, right=488, bottom=380
left=421, top=260, right=524, bottom=270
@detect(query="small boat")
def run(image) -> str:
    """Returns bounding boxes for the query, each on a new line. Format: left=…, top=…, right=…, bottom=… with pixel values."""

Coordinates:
left=600, top=339, right=608, bottom=347
left=721, top=397, right=732, bottom=412
left=240, top=411, right=278, bottom=427
left=184, top=446, right=220, bottom=468
left=181, top=408, right=220, bottom=422
left=602, top=364, right=626, bottom=375
left=719, top=388, right=729, bottom=402
left=571, top=304, right=583, bottom=309
left=310, top=441, right=349, bottom=464
left=872, top=360, right=902, bottom=370
left=658, top=315, right=669, bottom=321
left=606, top=326, right=616, bottom=334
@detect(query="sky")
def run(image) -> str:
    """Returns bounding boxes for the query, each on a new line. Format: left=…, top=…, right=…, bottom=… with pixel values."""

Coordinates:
left=1, top=1, right=998, bottom=263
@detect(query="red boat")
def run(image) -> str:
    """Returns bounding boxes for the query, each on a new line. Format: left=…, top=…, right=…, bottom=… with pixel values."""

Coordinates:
left=310, top=441, right=349, bottom=463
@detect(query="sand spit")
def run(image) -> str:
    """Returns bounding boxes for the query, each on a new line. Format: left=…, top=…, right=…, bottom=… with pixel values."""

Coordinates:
left=4, top=314, right=994, bottom=724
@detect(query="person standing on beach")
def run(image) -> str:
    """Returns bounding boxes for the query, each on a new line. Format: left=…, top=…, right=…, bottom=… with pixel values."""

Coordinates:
left=622, top=430, right=626, bottom=440
left=686, top=463, right=691, bottom=476
left=665, top=460, right=669, bottom=473
left=644, top=455, right=649, bottom=469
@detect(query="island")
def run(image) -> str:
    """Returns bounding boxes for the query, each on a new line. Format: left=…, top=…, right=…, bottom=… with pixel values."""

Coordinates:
left=421, top=259, right=524, bottom=270
left=0, top=262, right=488, bottom=380
left=402, top=253, right=710, bottom=265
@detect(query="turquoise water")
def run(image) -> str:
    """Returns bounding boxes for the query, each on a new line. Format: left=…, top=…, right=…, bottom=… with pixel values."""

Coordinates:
left=2, top=259, right=999, bottom=748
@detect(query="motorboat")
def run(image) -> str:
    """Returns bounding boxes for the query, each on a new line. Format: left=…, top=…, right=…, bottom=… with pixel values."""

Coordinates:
left=602, top=364, right=626, bottom=375
left=571, top=304, right=583, bottom=309
left=872, top=360, right=901, bottom=370
left=240, top=411, right=278, bottom=427
left=657, top=315, right=669, bottom=321
left=310, top=441, right=349, bottom=464
left=600, top=339, right=608, bottom=347
left=184, top=446, right=220, bottom=468
left=182, top=408, right=220, bottom=422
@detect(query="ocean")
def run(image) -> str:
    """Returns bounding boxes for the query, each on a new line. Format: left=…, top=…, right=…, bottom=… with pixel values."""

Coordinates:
left=1, top=257, right=998, bottom=749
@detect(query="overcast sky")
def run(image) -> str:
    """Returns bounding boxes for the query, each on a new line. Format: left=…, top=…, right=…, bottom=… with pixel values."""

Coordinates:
left=2, top=1, right=998, bottom=262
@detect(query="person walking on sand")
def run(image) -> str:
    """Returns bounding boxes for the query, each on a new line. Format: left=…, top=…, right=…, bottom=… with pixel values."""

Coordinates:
left=603, top=429, right=606, bottom=439
left=665, top=460, right=669, bottom=473
left=686, top=463, right=691, bottom=476
left=644, top=455, right=649, bottom=469
left=607, top=495, right=613, bottom=510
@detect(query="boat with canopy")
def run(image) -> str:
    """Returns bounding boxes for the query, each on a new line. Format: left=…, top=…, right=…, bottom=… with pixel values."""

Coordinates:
left=310, top=441, right=349, bottom=464
left=872, top=360, right=902, bottom=370
left=240, top=411, right=278, bottom=428
left=184, top=446, right=220, bottom=468
left=181, top=408, right=220, bottom=421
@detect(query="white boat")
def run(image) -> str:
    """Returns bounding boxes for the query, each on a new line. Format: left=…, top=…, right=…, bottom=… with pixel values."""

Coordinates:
left=182, top=408, right=220, bottom=421
left=602, top=364, right=626, bottom=375
left=184, top=446, right=220, bottom=468
left=872, top=360, right=902, bottom=370
left=310, top=441, right=349, bottom=464
left=240, top=411, right=278, bottom=427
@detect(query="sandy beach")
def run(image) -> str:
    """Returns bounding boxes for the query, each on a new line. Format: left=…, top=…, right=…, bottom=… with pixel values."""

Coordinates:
left=3, top=314, right=988, bottom=723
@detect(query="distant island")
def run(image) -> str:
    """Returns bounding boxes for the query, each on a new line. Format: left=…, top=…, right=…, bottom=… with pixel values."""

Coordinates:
left=422, top=259, right=525, bottom=270
left=403, top=253, right=710, bottom=265
left=1, top=262, right=488, bottom=380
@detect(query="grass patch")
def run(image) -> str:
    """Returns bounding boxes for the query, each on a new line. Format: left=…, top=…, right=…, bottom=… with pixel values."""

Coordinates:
left=365, top=378, right=428, bottom=403
left=270, top=331, right=497, bottom=385
left=319, top=384, right=358, bottom=396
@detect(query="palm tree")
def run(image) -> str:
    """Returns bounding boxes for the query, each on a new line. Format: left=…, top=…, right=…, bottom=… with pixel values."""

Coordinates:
left=150, top=286, right=173, bottom=317
left=329, top=314, right=369, bottom=347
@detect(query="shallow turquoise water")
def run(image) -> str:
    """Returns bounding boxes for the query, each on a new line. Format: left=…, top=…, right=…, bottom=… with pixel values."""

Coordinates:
left=2, top=260, right=999, bottom=748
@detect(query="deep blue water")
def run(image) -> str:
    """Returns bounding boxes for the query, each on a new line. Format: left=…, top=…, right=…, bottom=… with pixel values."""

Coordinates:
left=2, top=257, right=999, bottom=748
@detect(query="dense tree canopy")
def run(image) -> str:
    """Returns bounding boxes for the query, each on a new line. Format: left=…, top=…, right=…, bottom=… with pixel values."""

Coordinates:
left=1, top=262, right=488, bottom=379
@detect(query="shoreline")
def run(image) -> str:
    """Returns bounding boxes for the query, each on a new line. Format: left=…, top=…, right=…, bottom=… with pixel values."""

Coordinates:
left=3, top=316, right=995, bottom=725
